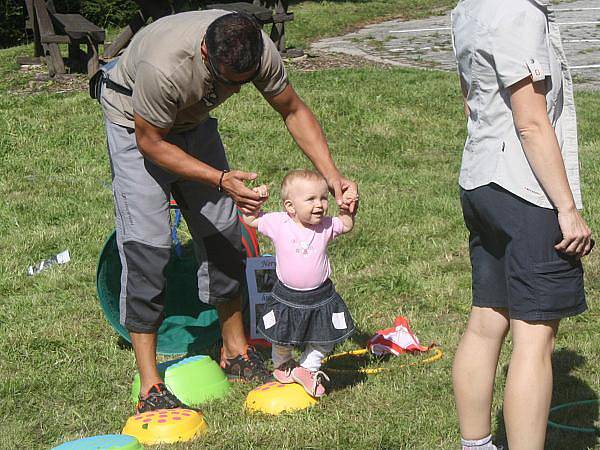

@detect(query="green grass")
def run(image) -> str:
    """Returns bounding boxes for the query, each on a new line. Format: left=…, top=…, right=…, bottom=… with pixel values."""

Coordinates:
left=284, top=0, right=454, bottom=48
left=1, top=5, right=599, bottom=450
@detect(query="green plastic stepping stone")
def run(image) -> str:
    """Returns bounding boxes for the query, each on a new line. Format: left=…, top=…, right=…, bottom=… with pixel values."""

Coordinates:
left=132, top=355, right=230, bottom=406
left=51, top=434, right=143, bottom=450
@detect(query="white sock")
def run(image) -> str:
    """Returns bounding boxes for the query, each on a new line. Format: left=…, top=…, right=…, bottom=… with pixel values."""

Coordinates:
left=299, top=344, right=334, bottom=372
left=461, top=434, right=498, bottom=450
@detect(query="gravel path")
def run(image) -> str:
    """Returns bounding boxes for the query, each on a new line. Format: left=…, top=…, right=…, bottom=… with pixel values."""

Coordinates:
left=312, top=0, right=600, bottom=90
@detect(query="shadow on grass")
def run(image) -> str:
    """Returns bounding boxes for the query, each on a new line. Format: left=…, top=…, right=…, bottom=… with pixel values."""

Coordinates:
left=494, top=349, right=599, bottom=449
left=322, top=335, right=387, bottom=392
left=349, top=328, right=374, bottom=348
left=116, top=336, right=133, bottom=351
left=187, top=328, right=384, bottom=392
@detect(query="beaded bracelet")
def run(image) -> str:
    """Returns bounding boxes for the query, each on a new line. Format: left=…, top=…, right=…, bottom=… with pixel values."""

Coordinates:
left=217, top=169, right=229, bottom=192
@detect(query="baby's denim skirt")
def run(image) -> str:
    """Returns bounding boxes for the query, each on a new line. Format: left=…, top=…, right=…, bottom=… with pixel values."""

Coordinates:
left=257, top=278, right=355, bottom=346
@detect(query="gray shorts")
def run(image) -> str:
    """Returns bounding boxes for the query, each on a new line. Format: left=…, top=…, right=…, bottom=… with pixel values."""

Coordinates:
left=460, top=183, right=586, bottom=321
left=105, top=118, right=244, bottom=333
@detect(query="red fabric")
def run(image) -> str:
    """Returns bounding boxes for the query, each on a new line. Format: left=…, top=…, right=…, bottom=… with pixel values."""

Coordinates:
left=367, top=316, right=433, bottom=356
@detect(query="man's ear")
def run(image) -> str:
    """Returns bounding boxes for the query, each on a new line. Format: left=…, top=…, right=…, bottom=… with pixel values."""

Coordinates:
left=201, top=41, right=208, bottom=60
left=283, top=199, right=295, bottom=215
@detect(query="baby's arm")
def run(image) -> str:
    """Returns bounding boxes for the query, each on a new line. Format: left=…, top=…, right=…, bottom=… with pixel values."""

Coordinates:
left=241, top=184, right=269, bottom=228
left=337, top=191, right=357, bottom=233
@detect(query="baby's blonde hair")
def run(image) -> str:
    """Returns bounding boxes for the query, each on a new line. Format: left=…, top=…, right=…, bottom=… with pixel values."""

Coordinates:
left=280, top=169, right=327, bottom=201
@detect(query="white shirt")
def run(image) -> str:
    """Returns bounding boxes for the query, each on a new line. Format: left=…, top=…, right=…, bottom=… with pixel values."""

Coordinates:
left=451, top=0, right=582, bottom=209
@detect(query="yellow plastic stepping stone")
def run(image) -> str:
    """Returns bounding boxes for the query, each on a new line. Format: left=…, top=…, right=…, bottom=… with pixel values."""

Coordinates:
left=122, top=409, right=207, bottom=445
left=245, top=381, right=317, bottom=415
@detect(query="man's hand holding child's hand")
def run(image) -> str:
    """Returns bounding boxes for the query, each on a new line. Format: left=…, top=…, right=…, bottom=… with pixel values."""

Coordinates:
left=248, top=184, right=269, bottom=215
left=253, top=184, right=269, bottom=199
left=242, top=185, right=269, bottom=227
left=342, top=189, right=359, bottom=214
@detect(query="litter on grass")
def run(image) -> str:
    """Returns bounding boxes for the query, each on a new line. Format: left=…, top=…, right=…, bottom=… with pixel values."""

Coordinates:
left=27, top=250, right=70, bottom=276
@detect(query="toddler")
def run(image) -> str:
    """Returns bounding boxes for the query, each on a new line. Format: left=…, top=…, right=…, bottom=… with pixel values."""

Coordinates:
left=243, top=169, right=357, bottom=397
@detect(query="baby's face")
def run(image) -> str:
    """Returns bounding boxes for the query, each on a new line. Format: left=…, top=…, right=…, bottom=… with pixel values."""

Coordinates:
left=287, top=178, right=329, bottom=226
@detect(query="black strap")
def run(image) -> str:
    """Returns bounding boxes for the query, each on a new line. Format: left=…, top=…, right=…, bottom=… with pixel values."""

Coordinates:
left=89, top=68, right=132, bottom=103
left=104, top=77, right=133, bottom=96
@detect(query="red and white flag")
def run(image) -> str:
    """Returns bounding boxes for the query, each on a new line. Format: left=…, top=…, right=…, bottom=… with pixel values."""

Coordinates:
left=367, top=316, right=433, bottom=356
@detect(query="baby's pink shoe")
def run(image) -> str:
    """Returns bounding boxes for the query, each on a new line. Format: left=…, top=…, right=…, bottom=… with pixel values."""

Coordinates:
left=291, top=366, right=330, bottom=398
left=273, top=359, right=298, bottom=384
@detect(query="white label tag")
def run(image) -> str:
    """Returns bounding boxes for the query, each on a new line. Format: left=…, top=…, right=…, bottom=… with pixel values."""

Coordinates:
left=56, top=250, right=70, bottom=264
left=332, top=312, right=347, bottom=330
left=263, top=310, right=276, bottom=329
left=526, top=58, right=545, bottom=82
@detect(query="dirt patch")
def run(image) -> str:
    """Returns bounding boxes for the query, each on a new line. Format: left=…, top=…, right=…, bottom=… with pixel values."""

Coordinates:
left=285, top=50, right=391, bottom=72
left=9, top=51, right=387, bottom=96
left=9, top=64, right=88, bottom=95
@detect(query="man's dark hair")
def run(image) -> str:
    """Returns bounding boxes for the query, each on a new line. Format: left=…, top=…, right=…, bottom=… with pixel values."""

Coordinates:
left=205, top=13, right=263, bottom=74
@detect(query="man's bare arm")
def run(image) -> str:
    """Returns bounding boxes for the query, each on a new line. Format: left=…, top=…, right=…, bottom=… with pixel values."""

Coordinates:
left=134, top=113, right=262, bottom=213
left=265, top=84, right=358, bottom=213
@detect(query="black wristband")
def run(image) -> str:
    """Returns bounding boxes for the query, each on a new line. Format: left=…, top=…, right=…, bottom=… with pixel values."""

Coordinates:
left=217, top=169, right=229, bottom=192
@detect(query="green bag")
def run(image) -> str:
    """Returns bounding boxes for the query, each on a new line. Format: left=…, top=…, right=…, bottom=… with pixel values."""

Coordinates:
left=96, top=214, right=260, bottom=355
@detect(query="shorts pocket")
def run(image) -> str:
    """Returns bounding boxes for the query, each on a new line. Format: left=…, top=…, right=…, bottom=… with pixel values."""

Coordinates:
left=532, top=259, right=584, bottom=314
left=113, top=185, right=172, bottom=246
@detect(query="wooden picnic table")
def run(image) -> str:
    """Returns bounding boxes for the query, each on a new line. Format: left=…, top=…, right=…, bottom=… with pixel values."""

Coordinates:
left=20, top=0, right=105, bottom=76
left=103, top=0, right=300, bottom=59
left=208, top=0, right=297, bottom=56
left=52, top=13, right=105, bottom=75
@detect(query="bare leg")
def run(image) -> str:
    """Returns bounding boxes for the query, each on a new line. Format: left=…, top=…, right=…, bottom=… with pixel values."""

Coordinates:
left=215, top=295, right=248, bottom=359
left=504, top=319, right=559, bottom=450
left=272, top=344, right=294, bottom=368
left=130, top=331, right=162, bottom=395
left=453, top=307, right=510, bottom=440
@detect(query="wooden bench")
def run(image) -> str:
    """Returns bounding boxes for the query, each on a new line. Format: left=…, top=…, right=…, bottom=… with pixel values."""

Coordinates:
left=20, top=0, right=105, bottom=77
left=51, top=13, right=105, bottom=76
left=104, top=0, right=300, bottom=60
left=208, top=2, right=275, bottom=24
left=207, top=1, right=300, bottom=57
left=255, top=0, right=300, bottom=57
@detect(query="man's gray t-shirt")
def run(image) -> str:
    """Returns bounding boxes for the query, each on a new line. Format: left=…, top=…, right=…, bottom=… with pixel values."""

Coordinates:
left=102, top=10, right=288, bottom=133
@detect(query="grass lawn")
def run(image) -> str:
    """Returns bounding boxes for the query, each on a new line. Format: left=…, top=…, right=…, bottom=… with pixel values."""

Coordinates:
left=1, top=2, right=599, bottom=449
left=285, top=0, right=455, bottom=48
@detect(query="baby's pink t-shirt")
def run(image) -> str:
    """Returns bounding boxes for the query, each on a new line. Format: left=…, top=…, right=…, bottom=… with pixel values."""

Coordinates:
left=257, top=212, right=344, bottom=290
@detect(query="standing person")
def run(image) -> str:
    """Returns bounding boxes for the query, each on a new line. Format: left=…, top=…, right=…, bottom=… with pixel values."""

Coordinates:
left=450, top=1, right=593, bottom=449
left=242, top=170, right=357, bottom=397
left=98, top=11, right=358, bottom=413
